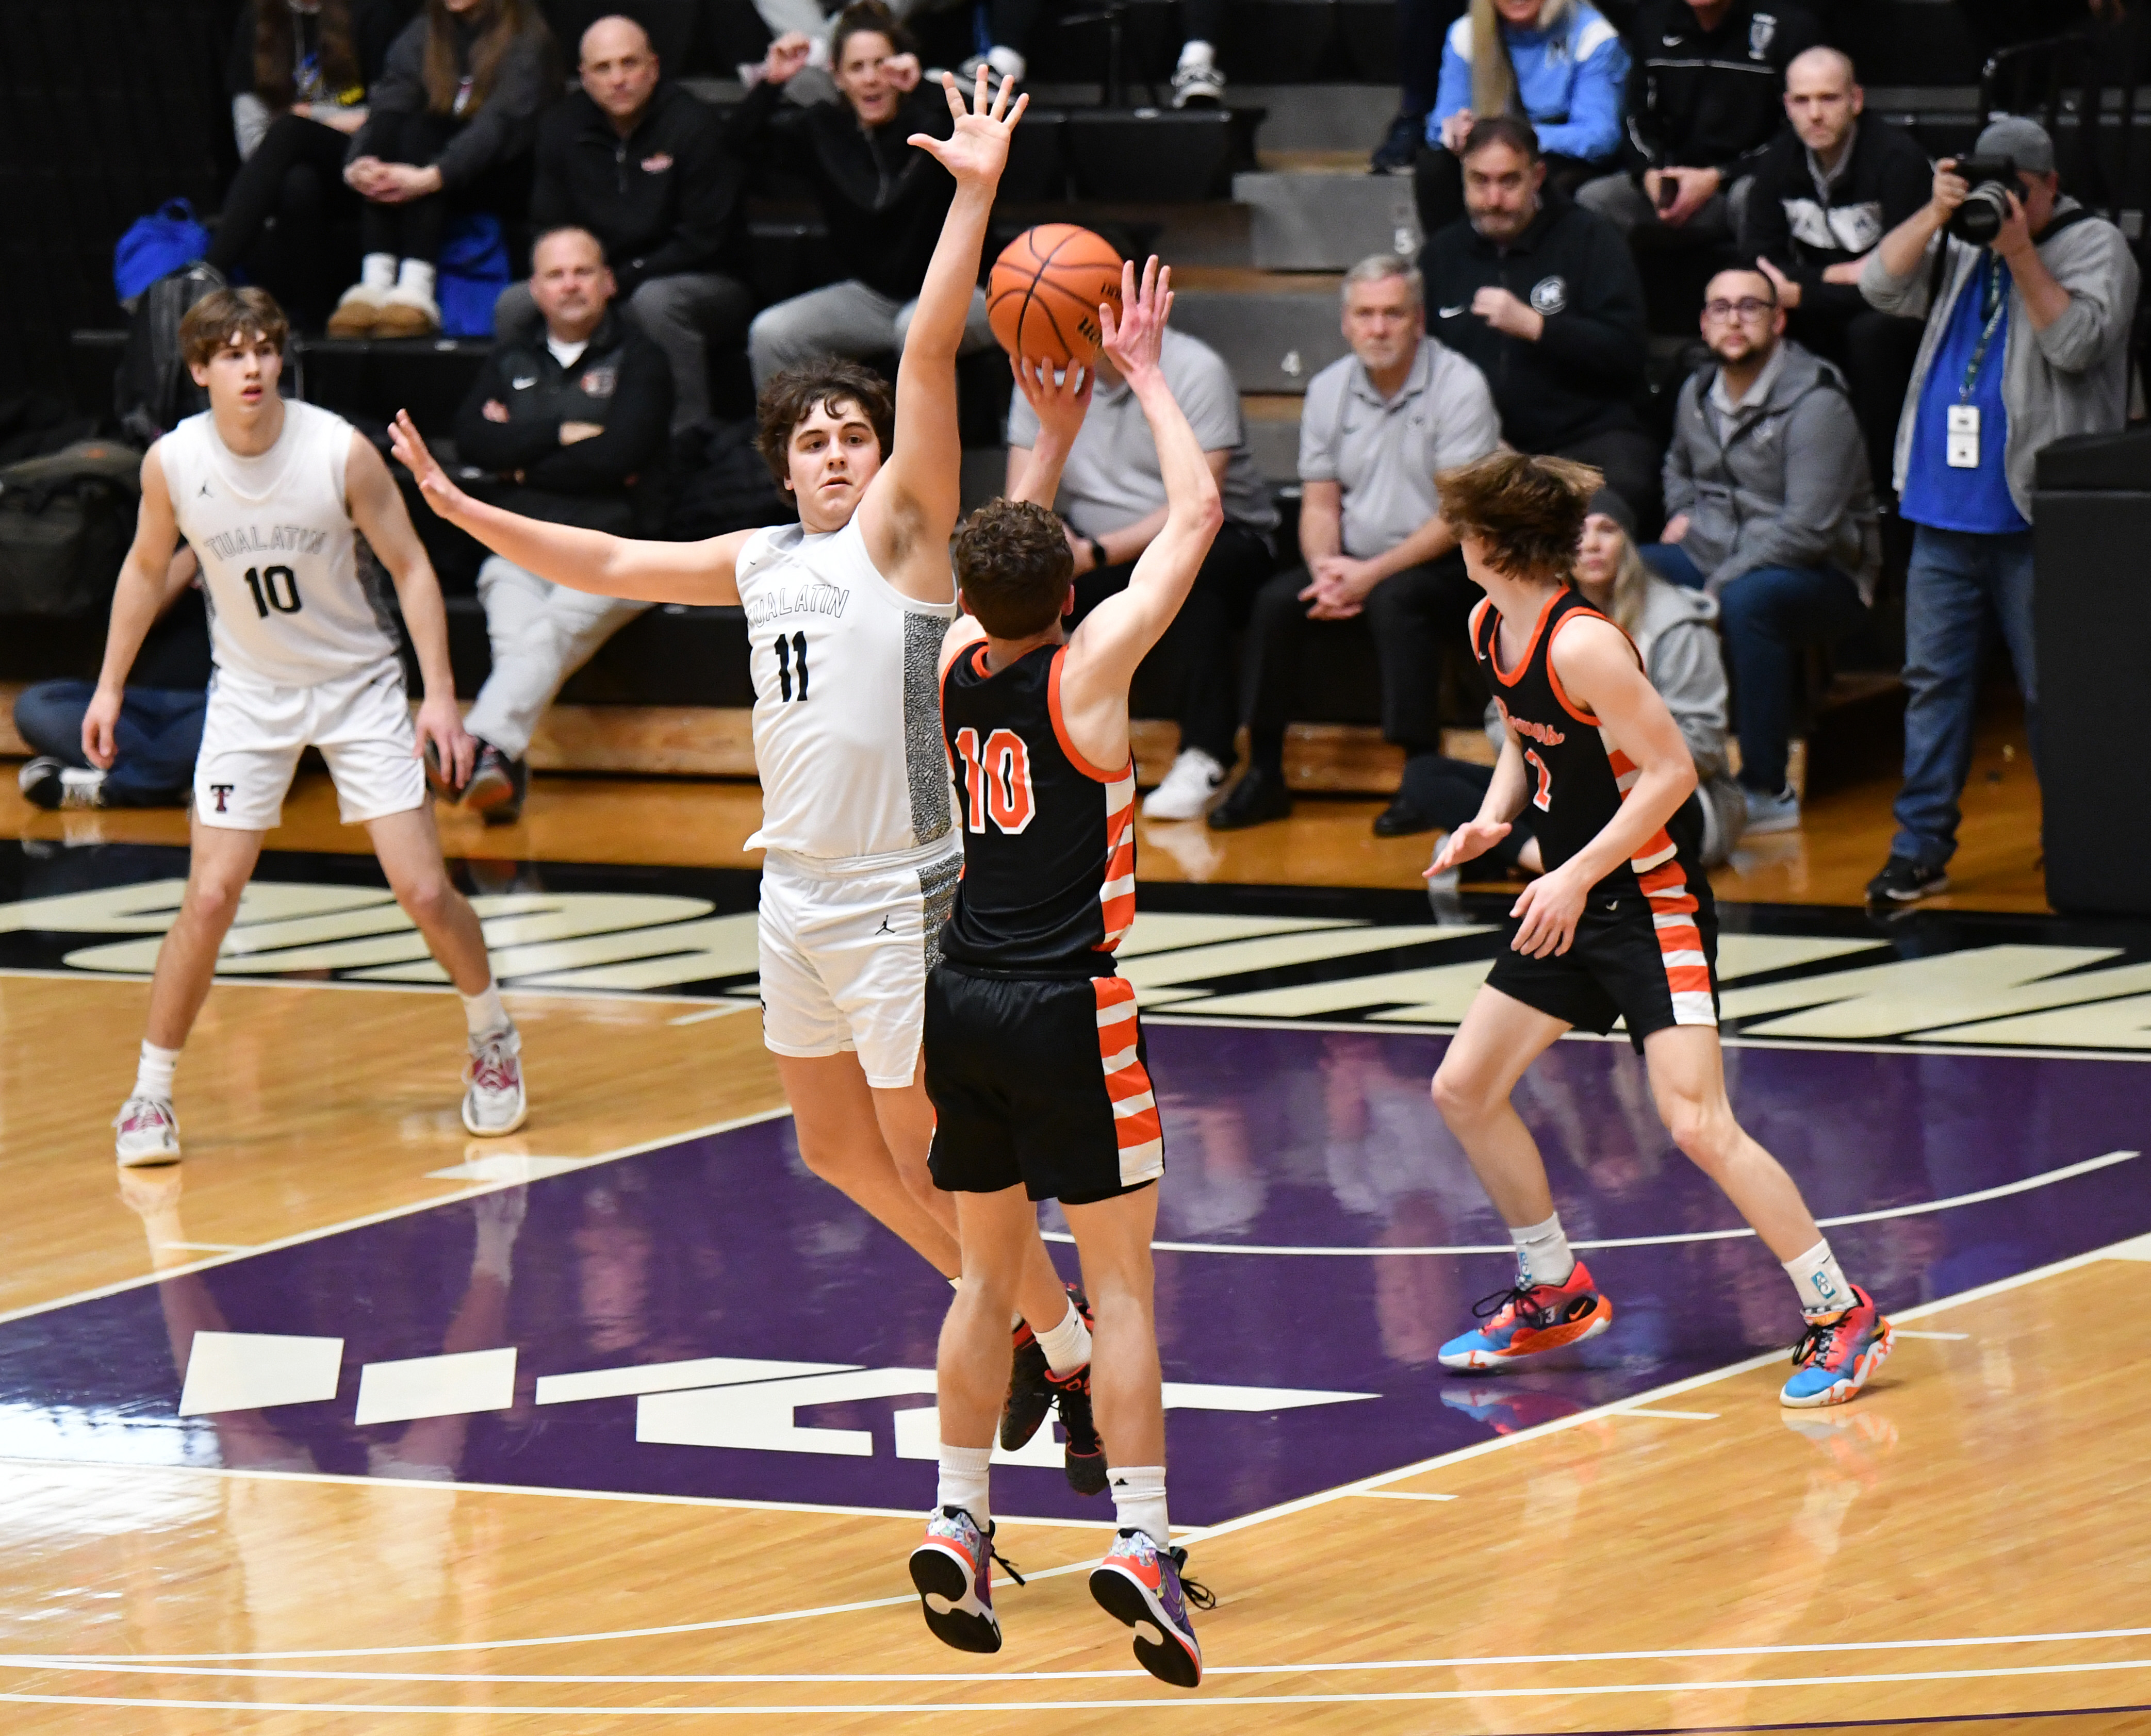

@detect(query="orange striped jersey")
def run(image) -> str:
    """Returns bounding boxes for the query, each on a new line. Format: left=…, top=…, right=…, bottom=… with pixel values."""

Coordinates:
left=1470, top=586, right=1712, bottom=910
left=938, top=640, right=1138, bottom=976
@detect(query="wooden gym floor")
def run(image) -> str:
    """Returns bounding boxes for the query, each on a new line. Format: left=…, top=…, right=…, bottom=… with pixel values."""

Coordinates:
left=5, top=696, right=2144, bottom=1733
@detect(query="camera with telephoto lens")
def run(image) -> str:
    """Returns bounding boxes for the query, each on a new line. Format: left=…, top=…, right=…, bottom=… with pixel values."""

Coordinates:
left=1947, top=156, right=2024, bottom=245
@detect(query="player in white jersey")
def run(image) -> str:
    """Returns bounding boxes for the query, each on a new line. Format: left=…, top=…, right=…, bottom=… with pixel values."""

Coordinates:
left=390, top=71, right=1101, bottom=1467
left=90, top=288, right=529, bottom=1167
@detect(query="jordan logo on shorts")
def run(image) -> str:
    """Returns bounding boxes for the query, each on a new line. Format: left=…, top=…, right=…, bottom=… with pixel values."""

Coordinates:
left=208, top=783, right=234, bottom=813
left=875, top=914, right=895, bottom=936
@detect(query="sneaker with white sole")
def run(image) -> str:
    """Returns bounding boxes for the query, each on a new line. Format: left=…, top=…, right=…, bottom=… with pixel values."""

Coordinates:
left=1171, top=45, right=1225, bottom=107
left=114, top=1095, right=182, bottom=1167
left=462, top=1025, right=528, bottom=1136
left=1740, top=783, right=1801, bottom=834
left=1141, top=748, right=1226, bottom=820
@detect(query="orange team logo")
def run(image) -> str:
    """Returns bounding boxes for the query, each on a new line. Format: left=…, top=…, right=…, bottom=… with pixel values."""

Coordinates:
left=1495, top=699, right=1565, bottom=748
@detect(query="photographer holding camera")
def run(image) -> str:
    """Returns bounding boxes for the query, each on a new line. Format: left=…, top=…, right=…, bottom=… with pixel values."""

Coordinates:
left=1857, top=117, right=2138, bottom=907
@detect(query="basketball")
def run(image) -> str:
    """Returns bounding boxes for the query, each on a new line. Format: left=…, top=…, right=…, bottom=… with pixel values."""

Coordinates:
left=988, top=224, right=1125, bottom=368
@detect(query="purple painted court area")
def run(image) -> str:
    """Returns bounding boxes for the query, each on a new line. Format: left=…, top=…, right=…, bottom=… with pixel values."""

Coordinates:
left=1, top=1024, right=2144, bottom=1527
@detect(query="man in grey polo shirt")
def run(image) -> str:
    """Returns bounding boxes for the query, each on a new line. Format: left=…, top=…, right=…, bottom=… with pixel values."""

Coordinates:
left=1007, top=324, right=1279, bottom=820
left=1209, top=255, right=1500, bottom=835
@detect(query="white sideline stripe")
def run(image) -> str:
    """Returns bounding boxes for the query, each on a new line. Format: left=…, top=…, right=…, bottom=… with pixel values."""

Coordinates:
left=1893, top=1329, right=1972, bottom=1341
left=1618, top=1408, right=1719, bottom=1420
left=1352, top=1490, right=1457, bottom=1502
left=9, top=1657, right=2151, bottom=1714
left=0, top=965, right=731, bottom=1010
left=1036, top=1148, right=2140, bottom=1255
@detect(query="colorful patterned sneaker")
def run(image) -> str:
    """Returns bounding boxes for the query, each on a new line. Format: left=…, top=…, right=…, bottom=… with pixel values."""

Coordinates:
left=909, top=1506, right=1022, bottom=1654
left=1001, top=1284, right=1092, bottom=1450
left=1439, top=1260, right=1613, bottom=1371
left=1090, top=1528, right=1214, bottom=1689
left=1780, top=1285, right=1893, bottom=1409
left=1053, top=1365, right=1108, bottom=1497
left=462, top=1026, right=528, bottom=1137
left=113, top=1095, right=182, bottom=1168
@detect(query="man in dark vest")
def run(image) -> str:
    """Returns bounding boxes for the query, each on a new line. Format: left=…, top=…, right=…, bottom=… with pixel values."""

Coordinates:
left=450, top=224, right=673, bottom=822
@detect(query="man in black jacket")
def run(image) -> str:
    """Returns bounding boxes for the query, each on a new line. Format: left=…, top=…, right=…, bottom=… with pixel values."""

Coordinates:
left=1579, top=0, right=1822, bottom=239
left=1422, top=118, right=1661, bottom=525
left=496, top=15, right=751, bottom=429
left=728, top=9, right=994, bottom=387
left=1741, top=45, right=1929, bottom=490
left=453, top=226, right=674, bottom=821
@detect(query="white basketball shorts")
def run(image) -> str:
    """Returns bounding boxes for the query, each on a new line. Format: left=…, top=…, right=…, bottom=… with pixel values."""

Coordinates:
left=757, top=843, right=962, bottom=1089
left=194, top=660, right=426, bottom=833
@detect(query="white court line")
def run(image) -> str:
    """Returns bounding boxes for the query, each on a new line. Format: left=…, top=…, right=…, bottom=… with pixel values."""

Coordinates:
left=6, top=1656, right=2151, bottom=1715
left=0, top=964, right=735, bottom=1012
left=1618, top=1409, right=1719, bottom=1420
left=1895, top=1330, right=1972, bottom=1341
left=1039, top=1149, right=2140, bottom=1256
left=668, top=1003, right=753, bottom=1027
left=1351, top=1490, right=1457, bottom=1502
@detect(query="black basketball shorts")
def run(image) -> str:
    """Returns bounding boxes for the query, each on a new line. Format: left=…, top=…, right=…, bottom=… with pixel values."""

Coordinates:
left=924, top=965, right=1164, bottom=1205
left=1483, top=868, right=1720, bottom=1051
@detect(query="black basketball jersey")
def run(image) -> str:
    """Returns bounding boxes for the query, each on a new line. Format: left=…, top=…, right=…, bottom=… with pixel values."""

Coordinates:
left=938, top=640, right=1138, bottom=976
left=1470, top=587, right=1709, bottom=899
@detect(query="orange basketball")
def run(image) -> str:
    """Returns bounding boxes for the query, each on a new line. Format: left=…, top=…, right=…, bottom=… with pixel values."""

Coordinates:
left=988, top=224, right=1125, bottom=368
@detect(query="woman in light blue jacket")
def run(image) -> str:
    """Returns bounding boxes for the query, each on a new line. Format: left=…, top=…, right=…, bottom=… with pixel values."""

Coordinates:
left=1413, top=0, right=1629, bottom=235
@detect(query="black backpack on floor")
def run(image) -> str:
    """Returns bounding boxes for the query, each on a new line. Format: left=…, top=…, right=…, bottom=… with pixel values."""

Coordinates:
left=114, top=261, right=226, bottom=446
left=0, top=440, right=144, bottom=617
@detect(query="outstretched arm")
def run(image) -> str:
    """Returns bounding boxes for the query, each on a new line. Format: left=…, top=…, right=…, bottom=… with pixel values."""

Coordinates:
left=1057, top=259, right=1223, bottom=764
left=390, top=410, right=750, bottom=606
left=859, top=69, right=1027, bottom=598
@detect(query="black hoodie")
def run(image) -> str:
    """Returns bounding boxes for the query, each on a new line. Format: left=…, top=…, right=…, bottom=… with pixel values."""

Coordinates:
left=1740, top=111, right=1934, bottom=320
left=1617, top=0, right=1822, bottom=180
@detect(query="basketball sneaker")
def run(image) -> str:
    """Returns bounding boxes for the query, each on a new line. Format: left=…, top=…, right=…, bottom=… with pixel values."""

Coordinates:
left=1054, top=1365, right=1108, bottom=1496
left=462, top=1026, right=528, bottom=1136
left=1090, top=1528, right=1214, bottom=1689
left=909, top=1506, right=1023, bottom=1654
left=113, top=1095, right=182, bottom=1167
left=1780, top=1285, right=1892, bottom=1408
left=1438, top=1261, right=1613, bottom=1371
left=1001, top=1285, right=1092, bottom=1448
left=463, top=744, right=528, bottom=824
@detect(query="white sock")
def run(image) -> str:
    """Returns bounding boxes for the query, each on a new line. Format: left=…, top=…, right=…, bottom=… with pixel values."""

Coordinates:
left=1036, top=1299, right=1093, bottom=1378
left=397, top=258, right=438, bottom=301
left=1784, top=1238, right=1855, bottom=1318
left=1510, top=1211, right=1575, bottom=1289
left=936, top=1442, right=993, bottom=1527
left=360, top=252, right=396, bottom=293
left=461, top=981, right=509, bottom=1039
left=1178, top=38, right=1214, bottom=69
left=135, top=1040, right=179, bottom=1103
left=1109, top=1464, right=1169, bottom=1548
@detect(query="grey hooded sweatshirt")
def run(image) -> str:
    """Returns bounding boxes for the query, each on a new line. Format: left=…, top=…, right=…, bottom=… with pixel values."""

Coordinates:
left=1661, top=339, right=1882, bottom=606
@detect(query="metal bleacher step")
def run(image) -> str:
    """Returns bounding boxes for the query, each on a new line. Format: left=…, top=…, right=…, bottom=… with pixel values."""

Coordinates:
left=1171, top=266, right=1347, bottom=396
left=1233, top=166, right=1420, bottom=272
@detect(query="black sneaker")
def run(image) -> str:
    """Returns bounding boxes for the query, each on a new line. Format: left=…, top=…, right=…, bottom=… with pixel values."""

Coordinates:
left=1370, top=110, right=1424, bottom=173
left=1372, top=794, right=1442, bottom=837
left=464, top=744, right=528, bottom=825
left=422, top=738, right=466, bottom=800
left=1206, top=764, right=1292, bottom=831
left=1053, top=1364, right=1108, bottom=1496
left=1865, top=855, right=1948, bottom=905
left=18, top=757, right=106, bottom=811
left=1000, top=1284, right=1091, bottom=1450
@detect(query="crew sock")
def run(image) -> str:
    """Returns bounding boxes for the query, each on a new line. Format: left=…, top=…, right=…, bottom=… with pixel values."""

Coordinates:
left=360, top=252, right=396, bottom=294
left=1109, top=1464, right=1169, bottom=1548
left=937, top=1443, right=993, bottom=1529
left=461, top=981, right=509, bottom=1039
left=135, top=1040, right=179, bottom=1103
left=1784, top=1237, right=1855, bottom=1318
left=1510, top=1211, right=1575, bottom=1289
left=1036, top=1299, right=1093, bottom=1377
left=397, top=257, right=438, bottom=302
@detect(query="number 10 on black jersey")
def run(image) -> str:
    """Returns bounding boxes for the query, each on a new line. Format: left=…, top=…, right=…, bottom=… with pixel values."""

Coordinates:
left=772, top=630, right=810, bottom=702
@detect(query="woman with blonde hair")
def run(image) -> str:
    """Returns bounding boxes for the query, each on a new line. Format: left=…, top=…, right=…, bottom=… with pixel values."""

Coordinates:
left=330, top=0, right=557, bottom=338
left=1409, top=0, right=1628, bottom=234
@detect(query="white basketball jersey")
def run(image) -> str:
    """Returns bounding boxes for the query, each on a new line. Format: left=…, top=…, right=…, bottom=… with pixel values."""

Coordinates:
left=160, top=401, right=401, bottom=687
left=736, top=515, right=955, bottom=863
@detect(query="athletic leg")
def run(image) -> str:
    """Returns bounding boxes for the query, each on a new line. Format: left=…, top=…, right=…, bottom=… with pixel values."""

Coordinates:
left=1429, top=985, right=1570, bottom=1226
left=781, top=1052, right=963, bottom=1275
left=365, top=805, right=494, bottom=994
left=1061, top=1182, right=1163, bottom=1473
left=144, top=818, right=268, bottom=1051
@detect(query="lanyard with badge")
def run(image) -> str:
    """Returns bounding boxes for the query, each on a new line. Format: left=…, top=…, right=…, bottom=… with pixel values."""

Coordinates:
left=1945, top=257, right=2007, bottom=469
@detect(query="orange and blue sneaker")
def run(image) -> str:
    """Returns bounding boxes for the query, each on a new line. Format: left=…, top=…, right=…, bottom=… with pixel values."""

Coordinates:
left=1780, top=1285, right=1893, bottom=1408
left=1438, top=1260, right=1613, bottom=1371
left=908, top=1507, right=1023, bottom=1654
left=1089, top=1528, right=1216, bottom=1689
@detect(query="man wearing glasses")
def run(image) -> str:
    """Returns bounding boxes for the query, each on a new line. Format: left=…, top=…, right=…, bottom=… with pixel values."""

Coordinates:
left=1638, top=265, right=1880, bottom=836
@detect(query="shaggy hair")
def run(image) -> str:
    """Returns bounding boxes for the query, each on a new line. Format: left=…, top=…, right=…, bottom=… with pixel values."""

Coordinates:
left=179, top=287, right=290, bottom=370
left=954, top=498, right=1075, bottom=638
left=1435, top=451, right=1601, bottom=583
left=753, top=361, right=896, bottom=485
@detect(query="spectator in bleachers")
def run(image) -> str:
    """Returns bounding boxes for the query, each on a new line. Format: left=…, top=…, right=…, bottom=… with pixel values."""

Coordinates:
left=1006, top=327, right=1278, bottom=821
left=1418, top=489, right=1747, bottom=875
left=1858, top=118, right=2139, bottom=905
left=208, top=0, right=399, bottom=325
left=1413, top=0, right=1630, bottom=237
left=328, top=0, right=557, bottom=340
left=1642, top=264, right=1879, bottom=835
left=1421, top=118, right=1660, bottom=525
left=1578, top=0, right=1821, bottom=240
left=13, top=550, right=209, bottom=812
left=1208, top=257, right=1500, bottom=835
left=447, top=226, right=674, bottom=822
left=1741, top=46, right=1930, bottom=493
left=955, top=0, right=1230, bottom=107
left=730, top=3, right=995, bottom=387
left=495, top=16, right=752, bottom=432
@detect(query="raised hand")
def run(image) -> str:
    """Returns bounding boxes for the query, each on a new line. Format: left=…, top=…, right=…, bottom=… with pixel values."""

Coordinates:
left=389, top=410, right=469, bottom=522
left=1011, top=354, right=1092, bottom=445
left=764, top=30, right=813, bottom=85
left=1099, top=256, right=1170, bottom=383
left=909, top=66, right=1027, bottom=191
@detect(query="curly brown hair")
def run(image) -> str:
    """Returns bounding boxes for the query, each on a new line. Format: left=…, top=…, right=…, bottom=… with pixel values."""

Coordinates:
left=954, top=499, right=1074, bottom=638
left=179, top=287, right=291, bottom=370
left=1435, top=451, right=1601, bottom=583
left=753, top=362, right=896, bottom=485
